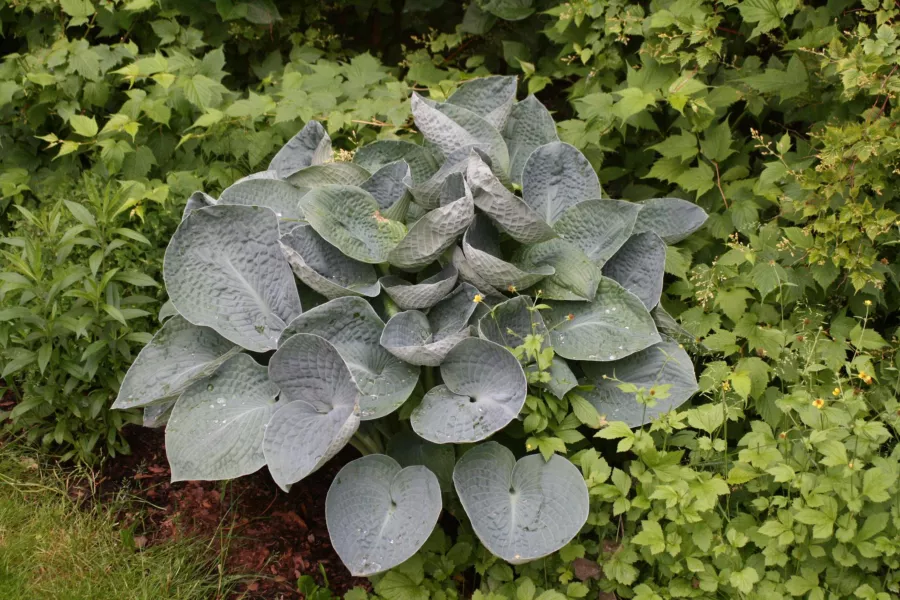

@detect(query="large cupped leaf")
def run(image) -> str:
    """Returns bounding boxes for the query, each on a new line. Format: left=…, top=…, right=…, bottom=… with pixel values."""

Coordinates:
left=451, top=246, right=504, bottom=301
left=410, top=338, right=526, bottom=443
left=164, top=205, right=302, bottom=352
left=279, top=297, right=418, bottom=419
left=387, top=431, right=456, bottom=493
left=263, top=334, right=360, bottom=491
left=217, top=178, right=308, bottom=223
left=446, top=75, right=517, bottom=130
left=453, top=442, right=589, bottom=563
left=522, top=142, right=601, bottom=224
left=113, top=315, right=240, bottom=409
left=581, top=339, right=699, bottom=427
left=166, top=354, right=279, bottom=481
left=406, top=146, right=479, bottom=209
left=353, top=140, right=440, bottom=187
left=182, top=191, right=216, bottom=220
left=280, top=225, right=380, bottom=300
left=503, top=95, right=559, bottom=185
left=602, top=232, right=666, bottom=310
left=269, top=120, right=332, bottom=178
left=545, top=278, right=661, bottom=361
left=553, top=199, right=642, bottom=265
left=462, top=216, right=554, bottom=290
left=477, top=296, right=548, bottom=349
left=326, top=455, right=442, bottom=576
left=286, top=162, right=371, bottom=190
left=361, top=161, right=413, bottom=222
left=380, top=265, right=458, bottom=310
left=302, top=185, right=407, bottom=264
left=466, top=155, right=556, bottom=244
left=380, top=283, right=480, bottom=366
left=513, top=238, right=602, bottom=301
left=632, top=197, right=708, bottom=243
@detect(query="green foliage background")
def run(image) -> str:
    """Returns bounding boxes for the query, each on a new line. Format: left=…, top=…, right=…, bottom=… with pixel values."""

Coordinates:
left=0, top=0, right=898, bottom=598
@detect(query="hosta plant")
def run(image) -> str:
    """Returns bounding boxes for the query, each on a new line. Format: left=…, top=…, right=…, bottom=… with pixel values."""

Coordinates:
left=112, top=77, right=705, bottom=576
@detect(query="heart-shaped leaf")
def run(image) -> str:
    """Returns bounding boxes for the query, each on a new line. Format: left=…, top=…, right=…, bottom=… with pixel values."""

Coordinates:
left=446, top=75, right=517, bottom=130
left=113, top=315, right=240, bottom=409
left=218, top=178, right=308, bottom=223
left=502, top=95, right=559, bottom=185
left=553, top=199, right=642, bottom=264
left=182, top=191, right=216, bottom=220
left=513, top=238, right=602, bottom=301
left=581, top=339, right=699, bottom=426
left=326, top=455, right=442, bottom=576
left=380, top=265, right=459, bottom=310
left=353, top=140, right=440, bottom=186
left=410, top=338, right=526, bottom=443
left=602, top=232, right=666, bottom=309
left=632, top=197, right=708, bottom=243
left=545, top=278, right=661, bottom=361
left=522, top=142, right=601, bottom=224
left=164, top=205, right=302, bottom=352
left=453, top=442, right=589, bottom=563
left=280, top=225, right=380, bottom=300
left=477, top=296, right=547, bottom=349
left=302, top=185, right=407, bottom=264
left=166, top=354, right=279, bottom=481
left=269, top=120, right=332, bottom=178
left=361, top=161, right=413, bottom=222
left=462, top=216, right=554, bottom=290
left=387, top=431, right=456, bottom=493
left=286, top=162, right=371, bottom=189
left=264, top=333, right=360, bottom=491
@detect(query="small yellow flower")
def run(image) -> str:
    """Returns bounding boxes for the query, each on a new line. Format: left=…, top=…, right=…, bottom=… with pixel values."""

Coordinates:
left=525, top=443, right=533, bottom=450
left=507, top=284, right=517, bottom=293
left=859, top=371, right=873, bottom=385
left=832, top=387, right=841, bottom=396
left=473, top=293, right=484, bottom=304
left=848, top=462, right=854, bottom=469
left=722, top=380, right=731, bottom=392
left=779, top=432, right=787, bottom=440
left=864, top=299, right=872, bottom=306
left=812, top=398, right=825, bottom=409
left=565, top=313, right=575, bottom=321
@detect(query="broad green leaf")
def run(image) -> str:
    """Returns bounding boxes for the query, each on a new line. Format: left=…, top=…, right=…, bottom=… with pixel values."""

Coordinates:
left=381, top=265, right=459, bottom=310
left=218, top=178, right=307, bottom=223
left=453, top=442, right=589, bottom=563
left=287, top=162, right=371, bottom=189
left=361, top=161, right=414, bottom=222
left=326, top=455, right=442, bottom=576
left=522, top=142, right=601, bottom=224
left=537, top=357, right=579, bottom=400
left=514, top=239, right=602, bottom=301
left=387, top=430, right=456, bottom=493
left=553, top=200, right=641, bottom=265
left=70, top=114, right=99, bottom=137
left=354, top=140, right=440, bottom=187
left=462, top=216, right=554, bottom=289
left=166, top=354, right=279, bottom=481
left=163, top=205, right=302, bottom=352
left=268, top=120, right=332, bottom=178
left=502, top=95, right=559, bottom=185
left=406, top=146, right=479, bottom=209
left=447, top=75, right=517, bottom=129
left=478, top=0, right=535, bottom=20
left=632, top=197, right=708, bottom=244
left=451, top=245, right=505, bottom=301
left=602, top=232, right=666, bottom=309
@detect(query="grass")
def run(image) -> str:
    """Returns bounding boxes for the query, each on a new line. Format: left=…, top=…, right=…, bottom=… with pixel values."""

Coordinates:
left=0, top=437, right=240, bottom=600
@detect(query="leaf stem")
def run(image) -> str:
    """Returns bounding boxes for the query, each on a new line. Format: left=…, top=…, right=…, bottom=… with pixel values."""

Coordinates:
left=423, top=366, right=435, bottom=392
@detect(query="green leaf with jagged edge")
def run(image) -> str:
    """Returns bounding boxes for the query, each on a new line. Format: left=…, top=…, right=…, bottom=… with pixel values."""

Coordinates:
left=164, top=205, right=302, bottom=352
left=387, top=430, right=456, bottom=493
left=263, top=333, right=360, bottom=491
left=279, top=297, right=418, bottom=420
left=166, top=354, right=279, bottom=481
left=326, top=455, right=442, bottom=576
left=545, top=278, right=661, bottom=361
left=410, top=93, right=510, bottom=175
left=602, top=232, right=667, bottom=310
left=502, top=95, right=559, bottom=185
left=522, top=142, right=602, bottom=224
left=182, top=191, right=216, bottom=220
left=279, top=225, right=380, bottom=300
left=453, top=442, right=589, bottom=563
left=268, top=120, right=332, bottom=178
left=552, top=199, right=642, bottom=265
left=410, top=338, right=526, bottom=443
left=581, top=338, right=699, bottom=427
left=388, top=174, right=474, bottom=270
left=447, top=75, right=517, bottom=130
left=466, top=154, right=556, bottom=244
left=217, top=178, right=308, bottom=224
left=301, top=185, right=407, bottom=264
left=380, top=283, right=480, bottom=366
left=286, top=162, right=371, bottom=190
left=380, top=264, right=459, bottom=310
left=462, top=215, right=554, bottom=290
left=477, top=295, right=548, bottom=349
left=353, top=140, right=441, bottom=186
left=513, top=238, right=602, bottom=301
left=361, top=161, right=413, bottom=222
left=632, top=197, right=709, bottom=243
left=113, top=315, right=240, bottom=409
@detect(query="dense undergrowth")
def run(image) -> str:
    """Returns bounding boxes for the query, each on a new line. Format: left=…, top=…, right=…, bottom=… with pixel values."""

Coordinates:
left=1, top=0, right=898, bottom=599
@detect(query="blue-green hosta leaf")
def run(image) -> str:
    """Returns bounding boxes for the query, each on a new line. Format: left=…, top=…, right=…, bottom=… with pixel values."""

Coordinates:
left=534, top=357, right=578, bottom=399
left=453, top=442, right=589, bottom=563
left=380, top=265, right=458, bottom=310
left=602, top=232, right=666, bottom=310
left=545, top=278, right=661, bottom=361
left=380, top=283, right=479, bottom=366
left=522, top=142, right=601, bottom=224
left=143, top=401, right=174, bottom=428
left=406, top=146, right=481, bottom=209
left=166, top=354, right=279, bottom=481
left=326, top=455, right=442, bottom=576
left=632, top=197, right=708, bottom=243
left=466, top=155, right=556, bottom=244
left=462, top=216, right=554, bottom=290
left=264, top=334, right=360, bottom=491
left=451, top=246, right=504, bottom=301
left=447, top=75, right=517, bottom=130
left=553, top=199, right=642, bottom=265
left=269, top=120, right=332, bottom=178
left=387, top=430, right=456, bottom=493
left=182, top=191, right=216, bottom=220
left=410, top=93, right=510, bottom=175
left=581, top=339, right=699, bottom=427
left=279, top=297, right=418, bottom=420
left=411, top=338, right=526, bottom=443
left=353, top=140, right=440, bottom=186
left=113, top=315, right=240, bottom=409
left=217, top=178, right=307, bottom=223
left=513, top=239, right=602, bottom=301
left=280, top=226, right=380, bottom=300
left=302, top=185, right=407, bottom=264
left=164, top=205, right=302, bottom=352
left=477, top=296, right=547, bottom=349
left=361, top=161, right=413, bottom=222
left=286, top=162, right=371, bottom=190
left=503, top=95, right=559, bottom=185
left=651, top=305, right=696, bottom=346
